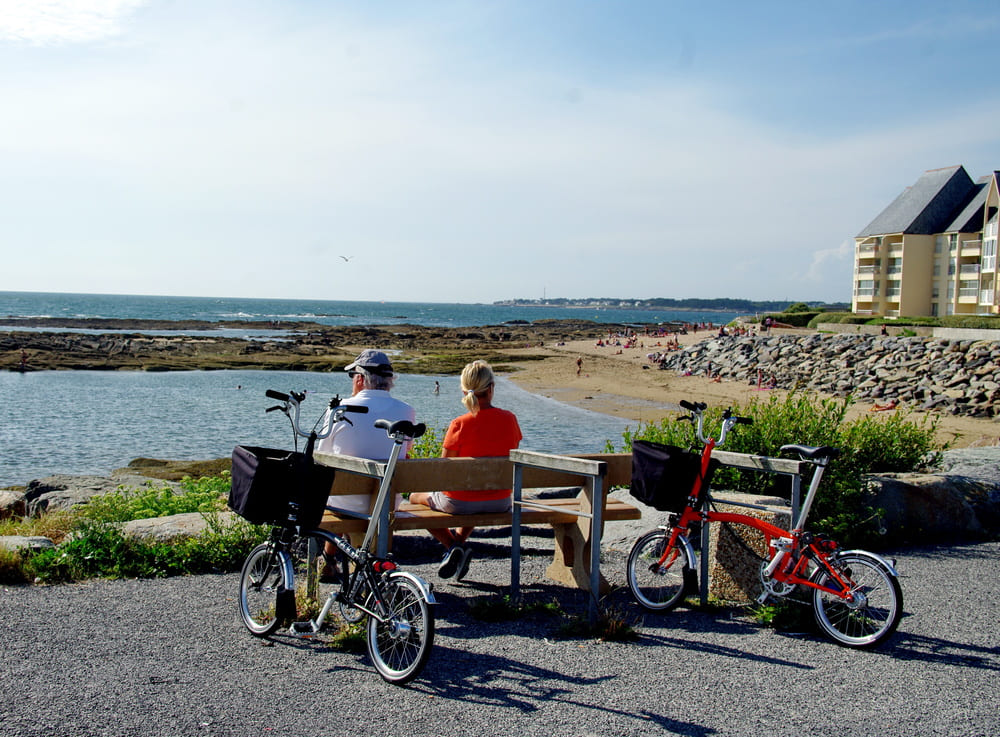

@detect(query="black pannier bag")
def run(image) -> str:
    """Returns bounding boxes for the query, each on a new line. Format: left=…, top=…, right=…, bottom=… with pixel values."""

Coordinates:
left=629, top=440, right=718, bottom=512
left=229, top=446, right=336, bottom=529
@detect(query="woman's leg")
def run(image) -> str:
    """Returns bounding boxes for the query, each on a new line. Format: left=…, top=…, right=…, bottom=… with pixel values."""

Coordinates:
left=410, top=493, right=459, bottom=549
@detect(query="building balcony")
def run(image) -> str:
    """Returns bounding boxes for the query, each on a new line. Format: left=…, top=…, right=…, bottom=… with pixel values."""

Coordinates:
left=960, top=264, right=981, bottom=275
left=981, top=290, right=996, bottom=305
left=855, top=265, right=877, bottom=275
left=961, top=240, right=982, bottom=257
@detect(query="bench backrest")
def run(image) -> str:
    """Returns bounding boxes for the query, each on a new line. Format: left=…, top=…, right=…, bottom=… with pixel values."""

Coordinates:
left=313, top=451, right=633, bottom=496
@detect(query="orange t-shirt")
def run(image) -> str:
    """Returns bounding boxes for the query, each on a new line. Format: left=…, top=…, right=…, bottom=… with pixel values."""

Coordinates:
left=442, top=407, right=522, bottom=501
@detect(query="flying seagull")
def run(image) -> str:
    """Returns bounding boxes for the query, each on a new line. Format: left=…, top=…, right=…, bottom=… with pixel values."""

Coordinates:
left=339, top=255, right=353, bottom=263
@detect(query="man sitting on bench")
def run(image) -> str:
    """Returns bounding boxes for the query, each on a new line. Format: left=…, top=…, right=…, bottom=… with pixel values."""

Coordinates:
left=316, top=349, right=416, bottom=582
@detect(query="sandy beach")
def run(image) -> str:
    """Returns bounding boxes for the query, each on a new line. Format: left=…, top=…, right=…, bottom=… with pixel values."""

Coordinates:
left=503, top=327, right=1000, bottom=449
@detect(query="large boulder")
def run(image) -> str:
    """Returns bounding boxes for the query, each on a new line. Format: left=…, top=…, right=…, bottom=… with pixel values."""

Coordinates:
left=22, top=474, right=179, bottom=517
left=123, top=511, right=238, bottom=543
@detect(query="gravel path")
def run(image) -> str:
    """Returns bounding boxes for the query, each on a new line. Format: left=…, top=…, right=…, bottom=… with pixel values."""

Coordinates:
left=2, top=529, right=998, bottom=737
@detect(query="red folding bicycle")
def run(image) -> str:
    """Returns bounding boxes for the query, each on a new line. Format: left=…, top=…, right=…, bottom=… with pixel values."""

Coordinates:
left=626, top=400, right=903, bottom=648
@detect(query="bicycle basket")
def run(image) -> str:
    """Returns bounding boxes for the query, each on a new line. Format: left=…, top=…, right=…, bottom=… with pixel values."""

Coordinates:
left=629, top=440, right=718, bottom=512
left=229, top=446, right=335, bottom=529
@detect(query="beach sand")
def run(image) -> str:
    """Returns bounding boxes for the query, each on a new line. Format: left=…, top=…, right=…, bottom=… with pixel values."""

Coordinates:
left=503, top=327, right=1000, bottom=449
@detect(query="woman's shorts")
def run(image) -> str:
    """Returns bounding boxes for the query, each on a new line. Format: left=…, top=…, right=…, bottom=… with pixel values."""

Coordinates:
left=423, top=492, right=512, bottom=515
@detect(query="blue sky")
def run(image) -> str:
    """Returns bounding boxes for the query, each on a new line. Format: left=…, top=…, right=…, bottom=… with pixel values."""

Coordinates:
left=2, top=1, right=998, bottom=305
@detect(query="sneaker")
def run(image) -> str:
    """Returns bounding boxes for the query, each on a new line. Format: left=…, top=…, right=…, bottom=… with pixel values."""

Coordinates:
left=319, top=563, right=339, bottom=584
left=455, top=546, right=472, bottom=582
left=438, top=546, right=464, bottom=579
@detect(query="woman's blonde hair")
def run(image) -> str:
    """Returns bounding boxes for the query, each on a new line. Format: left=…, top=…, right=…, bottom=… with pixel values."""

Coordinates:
left=460, top=360, right=494, bottom=414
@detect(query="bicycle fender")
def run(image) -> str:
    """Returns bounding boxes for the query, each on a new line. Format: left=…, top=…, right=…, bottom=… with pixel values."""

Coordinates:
left=389, top=570, right=437, bottom=605
left=677, top=534, right=698, bottom=572
left=657, top=526, right=698, bottom=572
left=836, top=549, right=899, bottom=578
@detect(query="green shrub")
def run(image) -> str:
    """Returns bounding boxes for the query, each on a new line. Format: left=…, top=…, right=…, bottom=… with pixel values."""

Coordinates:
left=81, top=473, right=230, bottom=523
left=763, top=311, right=819, bottom=328
left=410, top=426, right=443, bottom=459
left=24, top=513, right=266, bottom=584
left=621, top=392, right=943, bottom=547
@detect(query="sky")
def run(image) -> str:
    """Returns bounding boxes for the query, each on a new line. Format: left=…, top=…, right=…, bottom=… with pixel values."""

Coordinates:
left=1, top=1, right=999, bottom=305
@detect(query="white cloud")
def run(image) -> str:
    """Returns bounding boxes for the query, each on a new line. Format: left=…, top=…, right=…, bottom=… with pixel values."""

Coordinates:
left=0, top=0, right=146, bottom=45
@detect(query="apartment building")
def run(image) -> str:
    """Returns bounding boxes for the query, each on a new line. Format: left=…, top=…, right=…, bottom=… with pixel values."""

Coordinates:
left=852, top=165, right=999, bottom=317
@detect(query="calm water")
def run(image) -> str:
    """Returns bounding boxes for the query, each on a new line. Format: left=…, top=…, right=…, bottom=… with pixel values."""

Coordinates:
left=0, top=291, right=738, bottom=330
left=0, top=370, right=633, bottom=487
left=1, top=291, right=714, bottom=486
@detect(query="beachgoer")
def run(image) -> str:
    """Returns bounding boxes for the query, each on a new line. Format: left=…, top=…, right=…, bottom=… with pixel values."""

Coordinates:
left=410, top=360, right=522, bottom=581
left=870, top=399, right=899, bottom=412
left=434, top=380, right=440, bottom=395
left=576, top=356, right=583, bottom=375
left=315, top=349, right=416, bottom=581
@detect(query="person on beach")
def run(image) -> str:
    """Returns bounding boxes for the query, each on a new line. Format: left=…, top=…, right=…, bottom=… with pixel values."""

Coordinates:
left=410, top=360, right=522, bottom=581
left=316, top=349, right=416, bottom=582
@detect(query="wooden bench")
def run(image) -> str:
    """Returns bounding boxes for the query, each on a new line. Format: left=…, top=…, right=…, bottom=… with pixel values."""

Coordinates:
left=312, top=449, right=640, bottom=619
left=312, top=446, right=812, bottom=617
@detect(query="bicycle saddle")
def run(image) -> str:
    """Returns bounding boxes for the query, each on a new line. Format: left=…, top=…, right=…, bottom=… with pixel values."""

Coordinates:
left=779, top=444, right=841, bottom=461
left=375, top=419, right=427, bottom=439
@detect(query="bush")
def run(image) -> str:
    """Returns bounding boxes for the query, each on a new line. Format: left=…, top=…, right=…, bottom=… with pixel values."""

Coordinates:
left=410, top=426, right=443, bottom=459
left=80, top=474, right=230, bottom=523
left=25, top=515, right=266, bottom=583
left=620, top=392, right=943, bottom=547
left=763, top=311, right=820, bottom=328
left=807, top=312, right=871, bottom=328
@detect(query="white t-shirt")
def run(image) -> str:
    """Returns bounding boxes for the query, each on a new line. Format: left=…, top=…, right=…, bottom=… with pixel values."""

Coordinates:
left=316, top=389, right=416, bottom=515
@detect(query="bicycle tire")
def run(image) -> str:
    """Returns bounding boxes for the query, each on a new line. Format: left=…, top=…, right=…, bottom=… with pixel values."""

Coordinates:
left=238, top=543, right=293, bottom=637
left=366, top=571, right=434, bottom=685
left=810, top=551, right=902, bottom=648
left=627, top=529, right=695, bottom=612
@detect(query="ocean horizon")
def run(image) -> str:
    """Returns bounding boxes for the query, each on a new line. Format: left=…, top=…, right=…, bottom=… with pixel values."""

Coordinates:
left=0, top=290, right=740, bottom=330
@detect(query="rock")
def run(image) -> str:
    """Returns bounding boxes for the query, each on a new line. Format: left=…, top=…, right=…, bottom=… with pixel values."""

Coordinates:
left=22, top=474, right=180, bottom=517
left=124, top=511, right=238, bottom=543
left=0, top=535, right=56, bottom=553
left=23, top=475, right=130, bottom=515
left=0, top=489, right=27, bottom=519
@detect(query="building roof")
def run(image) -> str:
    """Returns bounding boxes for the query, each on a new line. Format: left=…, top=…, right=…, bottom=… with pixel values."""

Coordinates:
left=857, top=165, right=977, bottom=237
left=943, top=176, right=989, bottom=233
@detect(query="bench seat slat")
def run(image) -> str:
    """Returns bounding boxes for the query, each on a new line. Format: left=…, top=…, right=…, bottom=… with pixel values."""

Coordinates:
left=318, top=498, right=641, bottom=534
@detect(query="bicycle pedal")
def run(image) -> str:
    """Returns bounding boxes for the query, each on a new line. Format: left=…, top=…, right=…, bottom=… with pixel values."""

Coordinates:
left=756, top=592, right=770, bottom=605
left=289, top=621, right=318, bottom=637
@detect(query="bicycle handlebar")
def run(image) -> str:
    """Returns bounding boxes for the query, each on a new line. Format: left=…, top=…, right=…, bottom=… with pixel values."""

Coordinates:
left=265, top=389, right=371, bottom=441
left=677, top=400, right=752, bottom=447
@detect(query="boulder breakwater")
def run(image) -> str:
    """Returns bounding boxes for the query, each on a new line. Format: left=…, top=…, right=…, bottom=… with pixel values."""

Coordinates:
left=658, top=332, right=1000, bottom=418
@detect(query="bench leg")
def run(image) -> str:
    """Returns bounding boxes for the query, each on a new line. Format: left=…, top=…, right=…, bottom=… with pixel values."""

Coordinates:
left=546, top=521, right=611, bottom=594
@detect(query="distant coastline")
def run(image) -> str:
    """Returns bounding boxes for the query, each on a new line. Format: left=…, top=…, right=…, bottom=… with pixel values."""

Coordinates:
left=496, top=297, right=850, bottom=313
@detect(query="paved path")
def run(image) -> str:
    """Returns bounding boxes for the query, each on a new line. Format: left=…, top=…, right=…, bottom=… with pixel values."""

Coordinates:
left=2, top=535, right=998, bottom=737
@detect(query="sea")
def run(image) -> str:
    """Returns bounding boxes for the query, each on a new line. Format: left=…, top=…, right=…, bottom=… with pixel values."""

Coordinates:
left=1, top=291, right=736, bottom=487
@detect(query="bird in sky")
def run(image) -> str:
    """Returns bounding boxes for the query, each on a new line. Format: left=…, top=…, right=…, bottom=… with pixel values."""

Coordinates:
left=339, top=255, right=353, bottom=263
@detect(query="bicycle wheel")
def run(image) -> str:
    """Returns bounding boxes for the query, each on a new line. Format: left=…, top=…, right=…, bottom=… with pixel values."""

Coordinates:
left=810, top=551, right=902, bottom=648
left=238, top=543, right=293, bottom=637
left=366, top=571, right=434, bottom=685
left=627, top=529, right=695, bottom=612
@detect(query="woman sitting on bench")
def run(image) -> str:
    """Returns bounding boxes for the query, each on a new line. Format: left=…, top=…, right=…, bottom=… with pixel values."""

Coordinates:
left=410, top=360, right=522, bottom=581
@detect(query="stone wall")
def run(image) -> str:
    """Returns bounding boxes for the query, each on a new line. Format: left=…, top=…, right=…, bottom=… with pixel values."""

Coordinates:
left=658, top=332, right=1000, bottom=418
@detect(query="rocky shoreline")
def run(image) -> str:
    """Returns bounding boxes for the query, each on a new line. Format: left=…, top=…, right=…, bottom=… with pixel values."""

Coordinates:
left=1, top=317, right=616, bottom=373
left=658, top=332, right=1000, bottom=419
